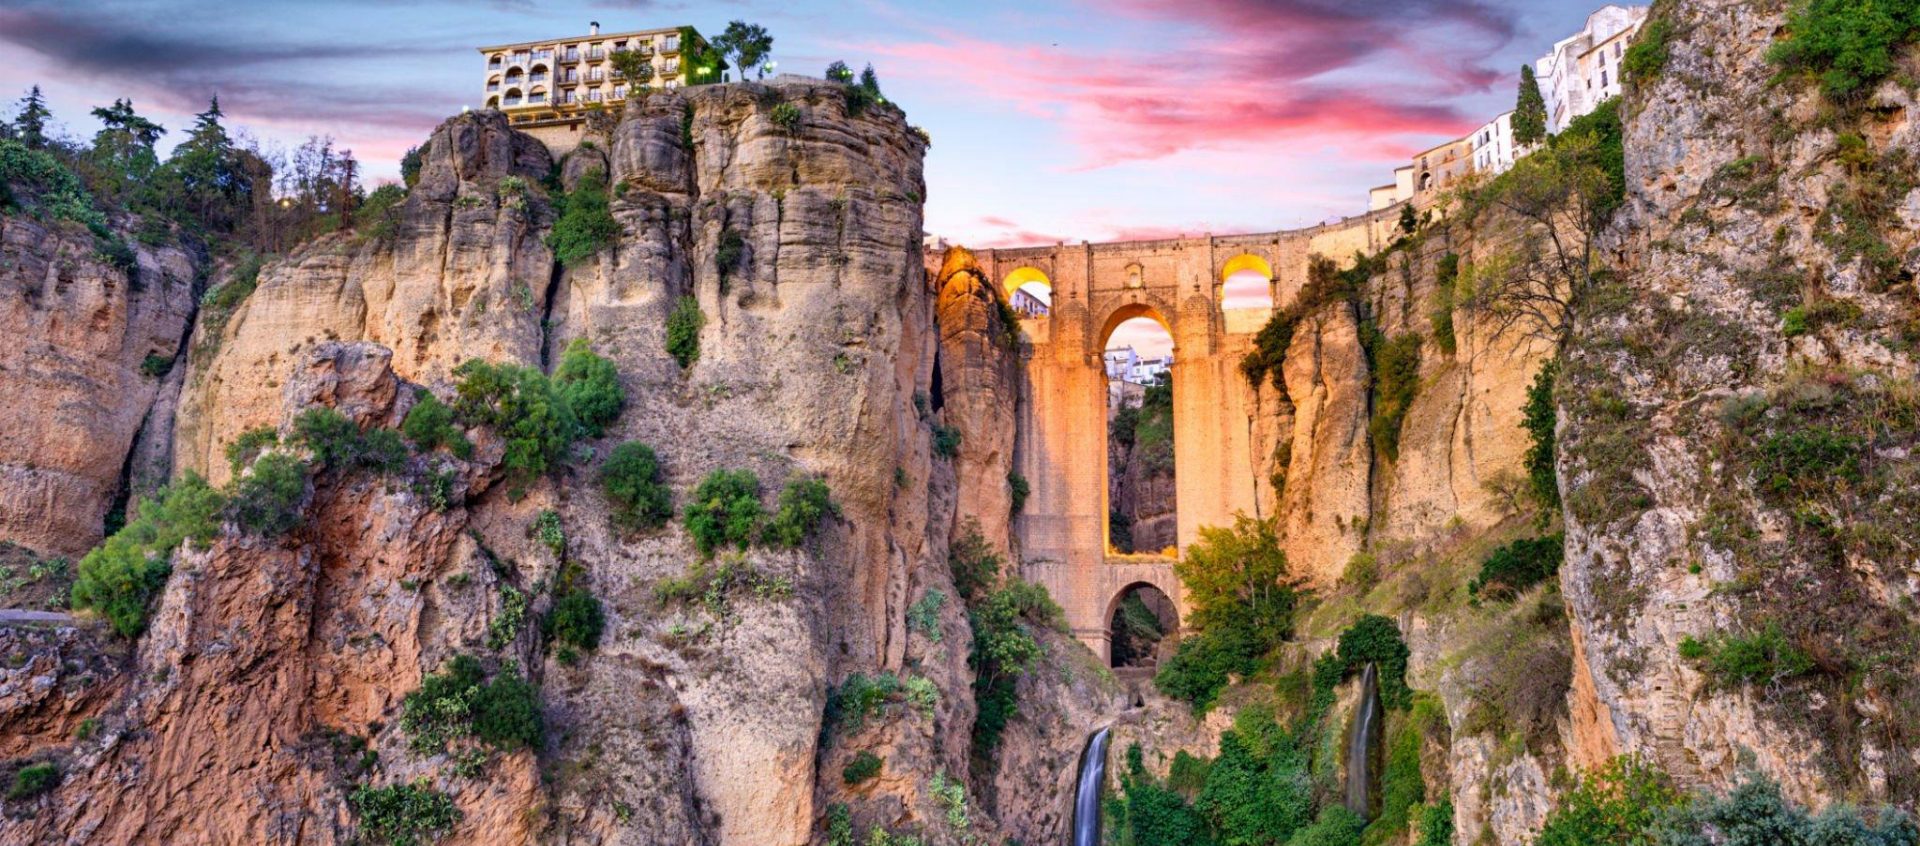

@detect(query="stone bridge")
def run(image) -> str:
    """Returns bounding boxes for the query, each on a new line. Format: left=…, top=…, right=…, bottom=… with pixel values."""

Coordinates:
left=988, top=207, right=1403, bottom=660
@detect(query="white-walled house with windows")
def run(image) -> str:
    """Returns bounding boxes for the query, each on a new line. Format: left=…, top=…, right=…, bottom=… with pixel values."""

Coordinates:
left=1536, top=4, right=1647, bottom=132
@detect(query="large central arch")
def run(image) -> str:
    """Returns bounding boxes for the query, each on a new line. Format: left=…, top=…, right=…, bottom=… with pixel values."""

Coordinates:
left=993, top=211, right=1404, bottom=658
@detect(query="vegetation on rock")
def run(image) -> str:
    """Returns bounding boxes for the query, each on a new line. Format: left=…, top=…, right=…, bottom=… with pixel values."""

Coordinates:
left=684, top=469, right=764, bottom=556
left=600, top=441, right=673, bottom=532
left=70, top=473, right=224, bottom=637
left=350, top=779, right=462, bottom=846
left=1156, top=515, right=1302, bottom=711
left=547, top=167, right=617, bottom=267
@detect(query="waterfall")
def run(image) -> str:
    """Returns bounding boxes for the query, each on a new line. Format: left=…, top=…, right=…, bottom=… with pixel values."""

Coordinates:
left=1345, top=661, right=1383, bottom=819
left=1070, top=727, right=1112, bottom=846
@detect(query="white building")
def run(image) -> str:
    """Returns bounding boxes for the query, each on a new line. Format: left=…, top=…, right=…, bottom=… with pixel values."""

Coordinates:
left=1102, top=346, right=1171, bottom=385
left=1469, top=110, right=1520, bottom=175
left=1536, top=5, right=1647, bottom=133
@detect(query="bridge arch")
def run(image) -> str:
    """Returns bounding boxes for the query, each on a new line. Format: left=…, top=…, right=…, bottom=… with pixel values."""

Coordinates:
left=1004, top=266, right=1053, bottom=319
left=1106, top=580, right=1179, bottom=668
left=1095, top=300, right=1177, bottom=354
left=1219, top=252, right=1276, bottom=311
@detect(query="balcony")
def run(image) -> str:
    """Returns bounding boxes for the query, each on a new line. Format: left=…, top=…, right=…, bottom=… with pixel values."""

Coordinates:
left=558, top=73, right=578, bottom=85
left=532, top=50, right=553, bottom=61
left=662, top=40, right=680, bottom=53
left=529, top=72, right=548, bottom=83
left=586, top=49, right=605, bottom=61
left=586, top=71, right=605, bottom=83
left=486, top=83, right=501, bottom=92
left=561, top=52, right=579, bottom=63
left=503, top=97, right=523, bottom=107
left=529, top=93, right=546, bottom=104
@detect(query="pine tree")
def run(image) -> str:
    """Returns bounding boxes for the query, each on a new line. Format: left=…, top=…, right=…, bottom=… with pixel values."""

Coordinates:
left=858, top=64, right=882, bottom=97
left=1514, top=65, right=1548, bottom=146
left=167, top=97, right=254, bottom=232
left=13, top=85, right=52, bottom=149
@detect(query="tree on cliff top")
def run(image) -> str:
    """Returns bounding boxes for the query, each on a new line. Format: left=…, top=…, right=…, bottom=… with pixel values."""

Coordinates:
left=713, top=20, right=774, bottom=80
left=10, top=86, right=51, bottom=149
left=1514, top=65, right=1547, bottom=146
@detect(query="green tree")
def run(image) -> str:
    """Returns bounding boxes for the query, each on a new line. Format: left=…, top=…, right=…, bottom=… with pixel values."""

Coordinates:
left=1514, top=65, right=1548, bottom=146
left=601, top=441, right=673, bottom=532
left=684, top=469, right=764, bottom=556
left=165, top=97, right=255, bottom=233
left=1767, top=0, right=1920, bottom=104
left=12, top=85, right=52, bottom=149
left=552, top=339, right=625, bottom=437
left=610, top=49, right=656, bottom=89
left=1176, top=514, right=1299, bottom=645
left=399, top=145, right=424, bottom=188
left=713, top=20, right=774, bottom=80
left=86, top=98, right=166, bottom=205
left=825, top=61, right=854, bottom=84
left=1522, top=360, right=1560, bottom=513
left=71, top=473, right=226, bottom=637
left=859, top=64, right=883, bottom=98
left=1537, top=756, right=1684, bottom=846
left=548, top=168, right=619, bottom=267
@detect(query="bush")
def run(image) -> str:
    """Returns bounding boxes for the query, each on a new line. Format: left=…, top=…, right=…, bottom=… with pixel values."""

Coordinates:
left=1470, top=534, right=1564, bottom=600
left=400, top=654, right=543, bottom=752
left=1658, top=770, right=1918, bottom=845
left=1682, top=623, right=1815, bottom=688
left=470, top=667, right=543, bottom=749
left=1194, top=708, right=1314, bottom=843
left=140, top=352, right=174, bottom=378
left=762, top=476, right=836, bottom=549
left=1622, top=17, right=1673, bottom=84
left=829, top=672, right=907, bottom=731
left=225, top=451, right=309, bottom=536
left=907, top=589, right=945, bottom=643
left=600, top=442, right=673, bottom=532
left=665, top=295, right=704, bottom=369
left=552, top=339, right=625, bottom=437
left=1335, top=614, right=1414, bottom=710
left=1429, top=253, right=1458, bottom=356
left=532, top=509, right=565, bottom=557
left=7, top=762, right=58, bottom=800
left=684, top=469, right=763, bottom=556
left=1007, top=472, right=1029, bottom=514
left=350, top=779, right=462, bottom=846
left=1523, top=361, right=1560, bottom=513
left=292, top=407, right=407, bottom=474
left=715, top=227, right=746, bottom=279
left=842, top=750, right=883, bottom=785
left=948, top=520, right=1001, bottom=603
left=401, top=391, right=472, bottom=459
left=71, top=473, right=225, bottom=637
left=1537, top=756, right=1683, bottom=846
left=545, top=588, right=605, bottom=651
left=548, top=167, right=619, bottom=267
left=1157, top=515, right=1302, bottom=710
left=769, top=102, right=803, bottom=134
left=1369, top=332, right=1423, bottom=461
left=1417, top=801, right=1455, bottom=846
left=1756, top=426, right=1862, bottom=496
left=1767, top=0, right=1920, bottom=103
left=931, top=423, right=962, bottom=458
left=452, top=358, right=581, bottom=482
left=353, top=183, right=406, bottom=243
left=969, top=581, right=1055, bottom=757
left=1289, top=805, right=1365, bottom=846
left=225, top=425, right=280, bottom=475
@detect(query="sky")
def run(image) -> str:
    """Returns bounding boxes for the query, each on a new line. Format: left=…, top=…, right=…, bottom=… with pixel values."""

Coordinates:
left=0, top=0, right=1600, bottom=353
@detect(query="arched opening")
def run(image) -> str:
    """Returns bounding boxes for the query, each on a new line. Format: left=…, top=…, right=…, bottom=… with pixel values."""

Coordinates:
left=529, top=86, right=548, bottom=105
left=530, top=63, right=550, bottom=84
left=1108, top=582, right=1177, bottom=668
left=503, top=87, right=524, bottom=107
left=1102, top=309, right=1175, bottom=556
left=1003, top=266, right=1052, bottom=319
left=485, top=95, right=500, bottom=109
left=1219, top=253, right=1275, bottom=311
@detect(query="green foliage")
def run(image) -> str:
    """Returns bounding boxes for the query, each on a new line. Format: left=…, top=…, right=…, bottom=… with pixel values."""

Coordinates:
left=1111, top=592, right=1168, bottom=666
left=1397, top=202, right=1418, bottom=235
left=1514, top=64, right=1548, bottom=146
left=1369, top=333, right=1422, bottom=461
left=292, top=407, right=407, bottom=474
left=1157, top=515, right=1301, bottom=711
left=1115, top=745, right=1216, bottom=845
left=350, top=779, right=461, bottom=846
left=1537, top=756, right=1685, bottom=846
left=1007, top=471, right=1029, bottom=514
left=1292, top=806, right=1366, bottom=846
left=1193, top=709, right=1316, bottom=844
left=225, top=451, right=309, bottom=536
left=769, top=102, right=802, bottom=133
left=665, top=295, right=704, bottom=369
left=487, top=584, right=528, bottom=650
left=1429, top=253, right=1458, bottom=356
left=71, top=473, right=225, bottom=637
left=600, top=441, right=673, bottom=532
left=402, top=391, right=472, bottom=459
left=908, top=589, right=946, bottom=643
left=947, top=519, right=1001, bottom=604
left=1470, top=534, right=1564, bottom=600
left=533, top=510, right=565, bottom=557
left=1767, top=0, right=1920, bottom=103
left=1681, top=623, right=1815, bottom=688
left=1523, top=360, right=1561, bottom=514
left=842, top=750, right=883, bottom=785
left=829, top=671, right=934, bottom=731
left=1623, top=18, right=1673, bottom=84
left=225, top=426, right=280, bottom=475
left=763, top=476, right=836, bottom=549
left=1416, top=802, right=1455, bottom=846
left=1363, top=698, right=1442, bottom=845
left=552, top=339, right=625, bottom=437
left=7, top=762, right=58, bottom=800
left=1657, top=771, right=1918, bottom=845
left=399, top=145, right=423, bottom=188
left=1756, top=425, right=1863, bottom=495
left=452, top=358, right=581, bottom=483
left=1558, top=98, right=1626, bottom=213
left=715, top=227, right=747, bottom=279
left=400, top=654, right=543, bottom=753
left=547, top=167, right=618, bottom=267
left=931, top=423, right=962, bottom=458
left=652, top=555, right=792, bottom=617
left=826, top=61, right=855, bottom=83
left=1335, top=615, right=1414, bottom=710
left=684, top=469, right=764, bottom=556
left=968, top=580, right=1060, bottom=758
left=353, top=183, right=406, bottom=243
left=545, top=588, right=605, bottom=652
left=140, top=352, right=174, bottom=378
left=1242, top=254, right=1377, bottom=392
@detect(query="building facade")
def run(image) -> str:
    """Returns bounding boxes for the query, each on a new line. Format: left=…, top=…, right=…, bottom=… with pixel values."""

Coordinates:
left=1536, top=5, right=1647, bottom=132
left=477, top=22, right=712, bottom=153
left=1469, top=110, right=1519, bottom=175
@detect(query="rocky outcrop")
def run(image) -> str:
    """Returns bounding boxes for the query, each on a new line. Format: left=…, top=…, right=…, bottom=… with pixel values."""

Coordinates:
left=0, top=216, right=199, bottom=557
left=934, top=249, right=1022, bottom=553
left=1561, top=0, right=1920, bottom=806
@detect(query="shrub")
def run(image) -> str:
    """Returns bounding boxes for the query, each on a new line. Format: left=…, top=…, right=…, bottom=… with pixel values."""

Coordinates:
left=1523, top=361, right=1560, bottom=514
left=225, top=426, right=280, bottom=475
left=1417, top=801, right=1455, bottom=846
left=1470, top=534, right=1564, bottom=600
left=842, top=750, right=883, bottom=785
left=829, top=671, right=907, bottom=731
left=353, top=183, right=406, bottom=243
left=1369, top=332, right=1423, bottom=461
left=532, top=509, right=565, bottom=557
left=1157, top=515, right=1301, bottom=710
left=552, top=339, right=625, bottom=437
left=684, top=469, right=764, bottom=556
left=71, top=473, right=225, bottom=637
left=1756, top=426, right=1862, bottom=496
left=1336, top=614, right=1414, bottom=710
left=545, top=588, right=605, bottom=651
left=665, top=295, right=704, bottom=369
left=452, top=358, right=581, bottom=482
left=931, top=423, right=962, bottom=458
left=1289, top=806, right=1365, bottom=846
left=350, top=779, right=462, bottom=846
left=1007, top=472, right=1029, bottom=514
left=7, top=762, right=58, bottom=800
left=768, top=102, right=802, bottom=134
left=1659, top=770, right=1918, bottom=845
left=1537, top=756, right=1683, bottom=846
left=968, top=578, right=1062, bottom=757
left=601, top=442, right=673, bottom=532
left=1429, top=253, right=1458, bottom=356
left=1622, top=17, right=1673, bottom=84
left=762, top=476, right=836, bottom=549
left=292, top=407, right=407, bottom=474
left=401, top=391, right=472, bottom=459
left=715, top=227, right=746, bottom=279
left=1684, top=623, right=1815, bottom=688
left=907, top=589, right=945, bottom=643
left=470, top=667, right=543, bottom=749
left=225, top=452, right=309, bottom=536
left=947, top=521, right=1002, bottom=604
left=1766, top=0, right=1920, bottom=103
left=548, top=167, right=619, bottom=267
left=140, top=352, right=174, bottom=378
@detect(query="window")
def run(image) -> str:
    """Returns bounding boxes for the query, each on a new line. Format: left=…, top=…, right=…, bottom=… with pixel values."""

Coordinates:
left=588, top=89, right=602, bottom=102
left=1614, top=41, right=1622, bottom=57
left=1601, top=70, right=1608, bottom=87
left=613, top=86, right=627, bottom=99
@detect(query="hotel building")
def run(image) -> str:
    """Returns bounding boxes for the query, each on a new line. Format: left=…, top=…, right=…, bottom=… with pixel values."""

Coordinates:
left=477, top=22, right=714, bottom=153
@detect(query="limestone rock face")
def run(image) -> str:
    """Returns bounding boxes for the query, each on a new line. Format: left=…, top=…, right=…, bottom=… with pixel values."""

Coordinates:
left=174, top=109, right=555, bottom=486
left=1562, top=0, right=1920, bottom=807
left=0, top=216, right=199, bottom=557
left=1276, top=304, right=1373, bottom=584
left=935, top=248, right=1023, bottom=553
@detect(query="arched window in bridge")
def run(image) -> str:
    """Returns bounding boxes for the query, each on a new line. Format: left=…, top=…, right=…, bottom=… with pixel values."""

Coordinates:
left=1219, top=253, right=1275, bottom=311
left=1102, top=310, right=1175, bottom=556
left=1003, top=267, right=1052, bottom=319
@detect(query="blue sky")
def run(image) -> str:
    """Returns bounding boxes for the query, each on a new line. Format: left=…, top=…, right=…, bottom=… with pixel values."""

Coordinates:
left=0, top=0, right=1596, bottom=247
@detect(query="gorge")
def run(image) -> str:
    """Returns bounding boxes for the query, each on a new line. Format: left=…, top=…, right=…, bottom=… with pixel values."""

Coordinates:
left=3, top=0, right=1920, bottom=844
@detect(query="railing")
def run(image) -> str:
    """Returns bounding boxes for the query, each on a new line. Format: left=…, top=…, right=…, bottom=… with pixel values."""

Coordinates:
left=503, top=97, right=522, bottom=107
left=662, top=40, right=680, bottom=52
left=586, top=49, right=605, bottom=61
left=559, top=72, right=577, bottom=84
left=486, top=83, right=500, bottom=92
left=529, top=93, right=546, bottom=104
left=612, top=87, right=627, bottom=100
left=561, top=52, right=579, bottom=63
left=529, top=73, right=548, bottom=82
left=587, top=71, right=604, bottom=83
left=587, top=91, right=602, bottom=102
